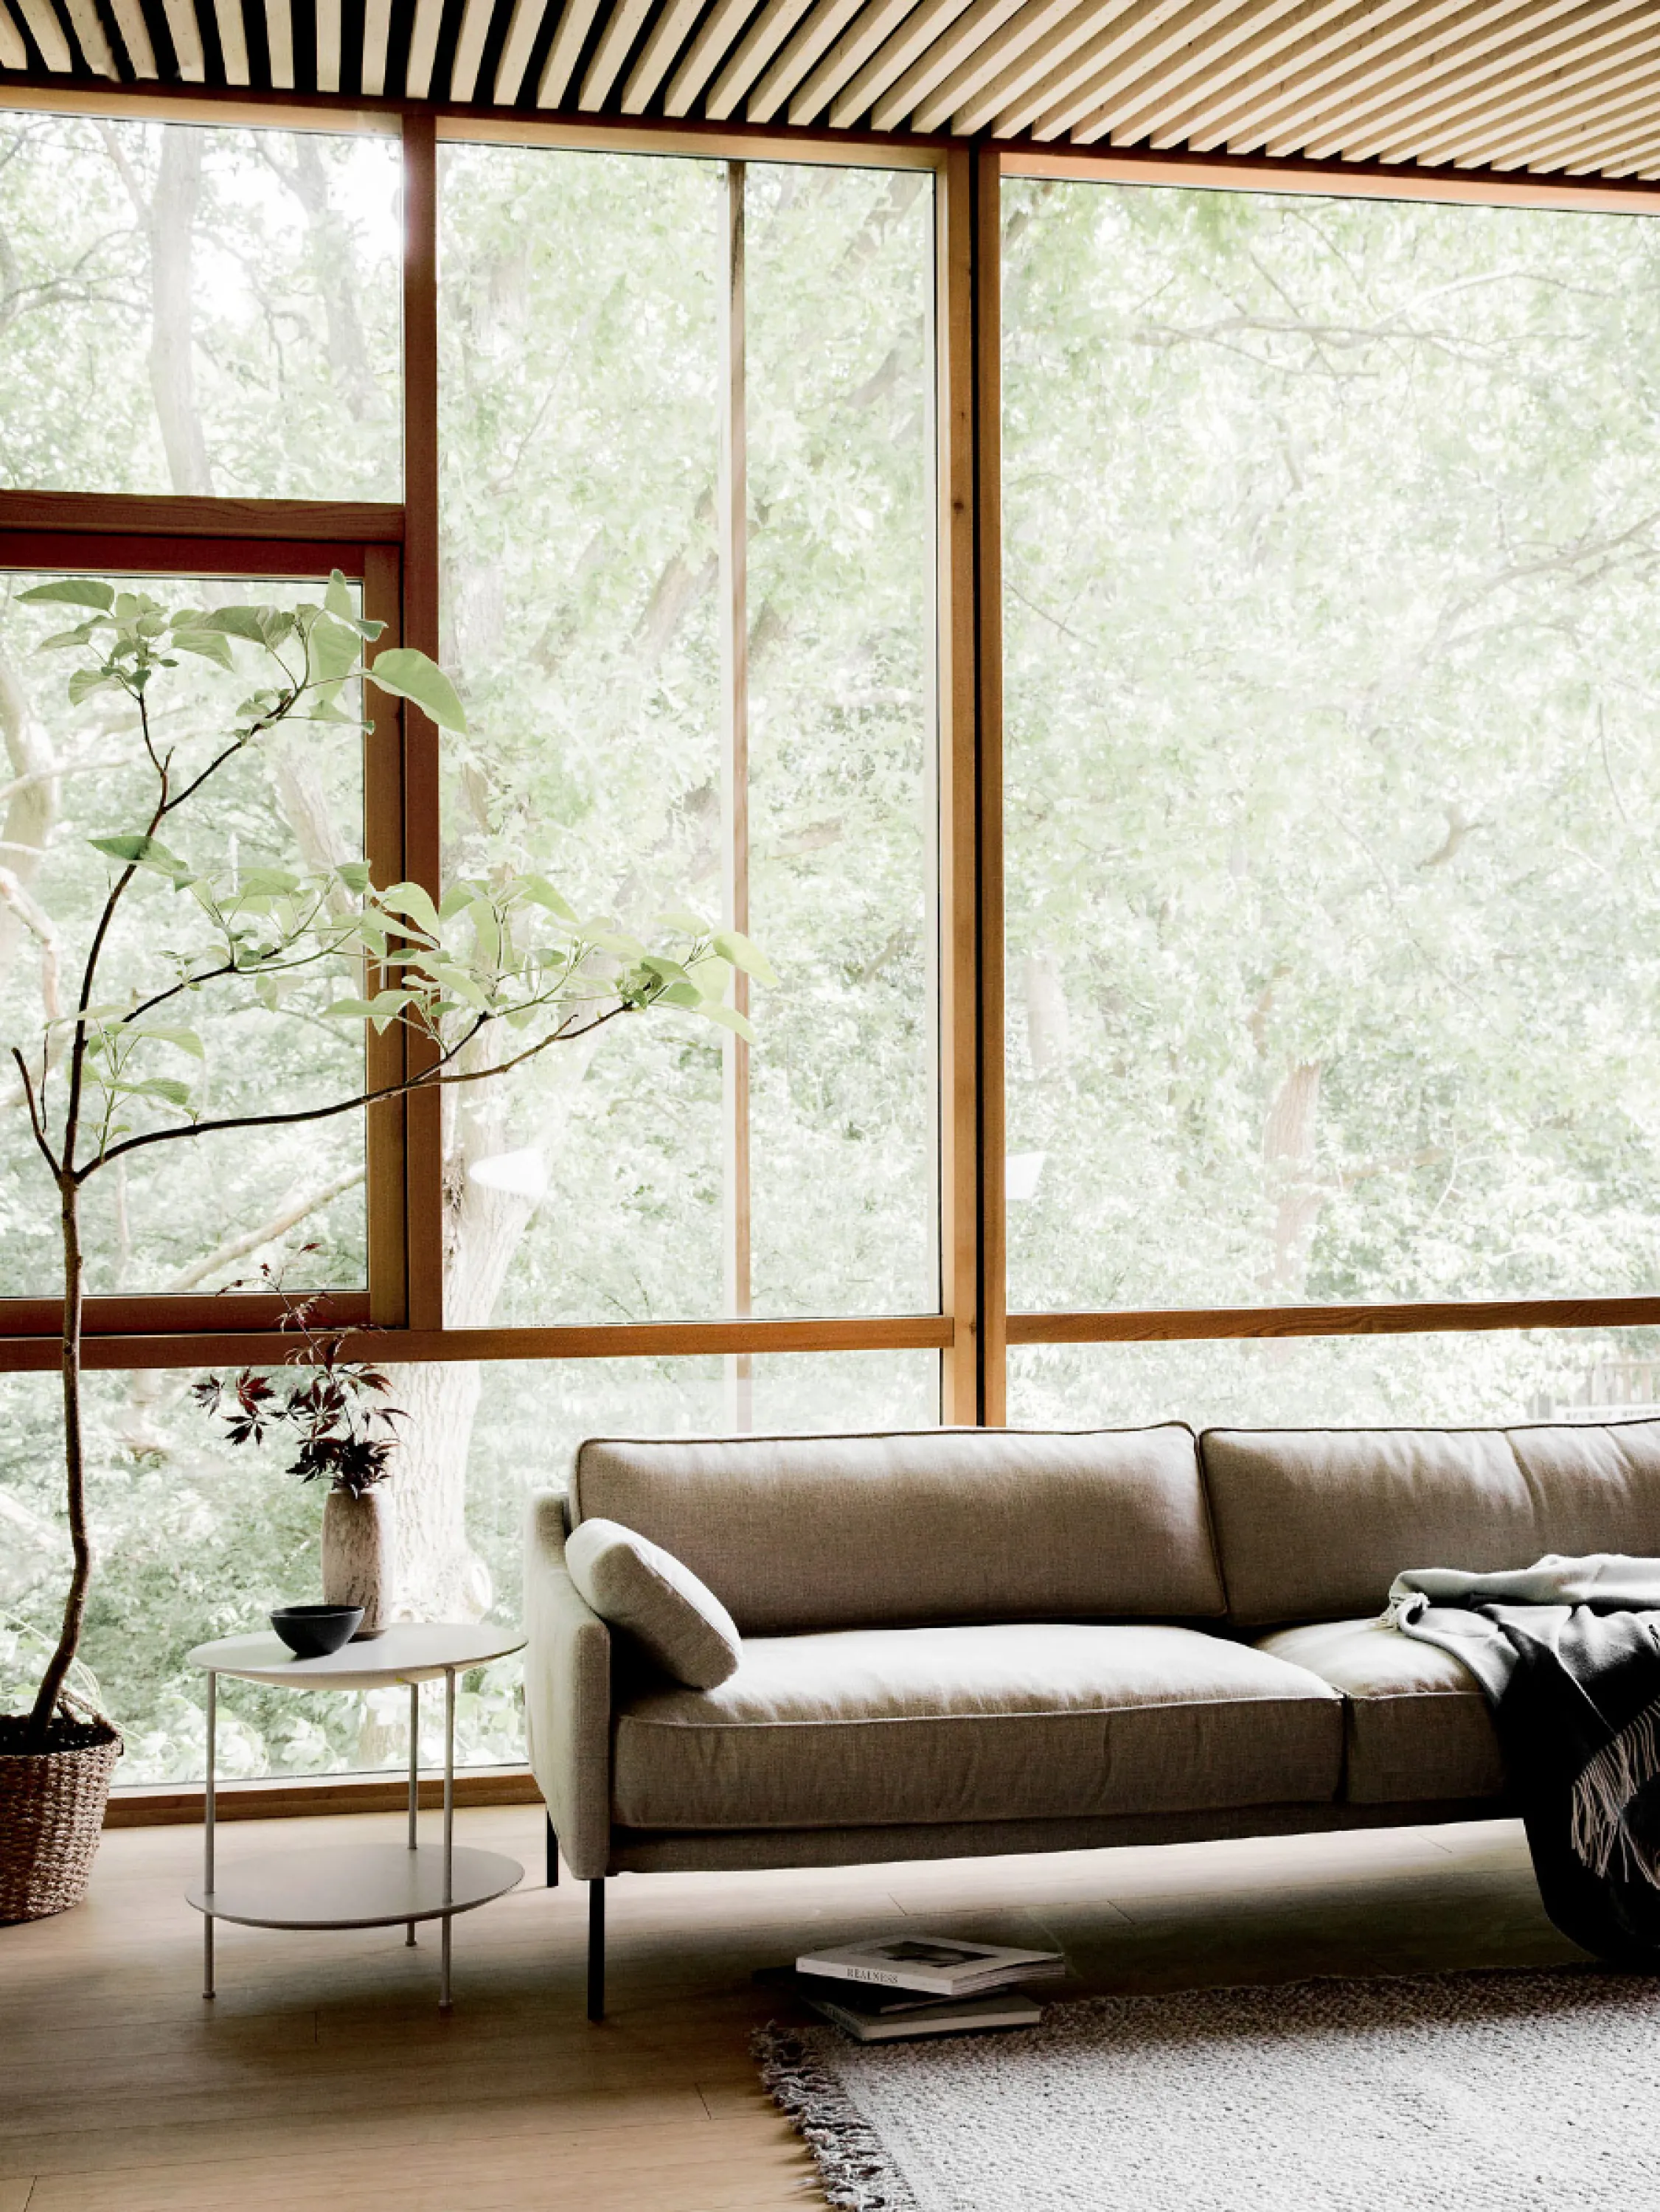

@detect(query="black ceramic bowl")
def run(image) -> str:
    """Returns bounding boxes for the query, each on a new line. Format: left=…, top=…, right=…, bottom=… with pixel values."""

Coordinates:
left=271, top=1604, right=364, bottom=1659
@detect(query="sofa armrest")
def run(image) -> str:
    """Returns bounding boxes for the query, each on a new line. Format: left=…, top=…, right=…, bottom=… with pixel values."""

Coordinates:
left=524, top=1489, right=612, bottom=1881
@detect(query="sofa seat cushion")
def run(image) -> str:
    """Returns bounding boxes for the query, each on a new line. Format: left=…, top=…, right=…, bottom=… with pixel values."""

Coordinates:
left=611, top=1622, right=1343, bottom=1832
left=1255, top=1619, right=1506, bottom=1806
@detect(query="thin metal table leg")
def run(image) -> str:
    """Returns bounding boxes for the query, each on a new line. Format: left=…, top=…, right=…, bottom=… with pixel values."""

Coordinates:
left=440, top=1666, right=455, bottom=2011
left=203, top=1671, right=216, bottom=2002
left=406, top=1678, right=419, bottom=1946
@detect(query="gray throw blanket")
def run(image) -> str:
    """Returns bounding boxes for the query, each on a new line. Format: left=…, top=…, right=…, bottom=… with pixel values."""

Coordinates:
left=1388, top=1554, right=1660, bottom=1964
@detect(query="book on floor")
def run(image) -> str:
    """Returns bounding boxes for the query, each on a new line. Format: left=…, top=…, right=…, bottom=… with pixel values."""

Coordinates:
left=793, top=1933, right=1065, bottom=1997
left=792, top=1974, right=1044, bottom=2042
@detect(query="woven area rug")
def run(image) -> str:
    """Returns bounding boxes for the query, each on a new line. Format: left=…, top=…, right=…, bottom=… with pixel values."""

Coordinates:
left=755, top=1970, right=1660, bottom=2211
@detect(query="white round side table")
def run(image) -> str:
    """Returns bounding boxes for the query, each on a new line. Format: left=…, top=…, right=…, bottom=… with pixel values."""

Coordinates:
left=186, top=1623, right=526, bottom=2011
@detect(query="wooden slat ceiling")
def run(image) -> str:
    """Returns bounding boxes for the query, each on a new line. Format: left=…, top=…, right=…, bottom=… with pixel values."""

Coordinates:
left=3, top=0, right=1660, bottom=181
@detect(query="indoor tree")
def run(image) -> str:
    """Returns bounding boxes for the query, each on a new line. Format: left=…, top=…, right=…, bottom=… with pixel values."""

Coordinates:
left=7, top=571, right=764, bottom=1756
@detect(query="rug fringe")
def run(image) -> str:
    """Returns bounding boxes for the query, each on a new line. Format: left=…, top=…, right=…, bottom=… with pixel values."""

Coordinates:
left=751, top=2023, right=922, bottom=2212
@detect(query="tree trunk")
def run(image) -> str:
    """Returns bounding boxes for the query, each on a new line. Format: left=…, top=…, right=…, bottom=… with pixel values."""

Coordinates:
left=27, top=1172, right=90, bottom=1743
left=146, top=133, right=212, bottom=498
left=1262, top=1059, right=1325, bottom=1298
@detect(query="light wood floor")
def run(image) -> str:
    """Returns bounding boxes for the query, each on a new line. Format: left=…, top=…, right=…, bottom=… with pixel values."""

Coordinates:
left=0, top=1806, right=1586, bottom=2211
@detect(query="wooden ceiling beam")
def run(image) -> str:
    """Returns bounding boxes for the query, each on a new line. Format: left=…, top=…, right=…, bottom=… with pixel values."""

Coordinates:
left=1295, top=0, right=1652, bottom=161
left=60, top=0, right=116, bottom=70
left=0, top=0, right=26, bottom=69
left=704, top=0, right=815, bottom=118
left=315, top=0, right=341, bottom=88
left=746, top=0, right=867, bottom=122
left=1026, top=0, right=1260, bottom=144
left=1181, top=0, right=1493, bottom=153
left=260, top=0, right=291, bottom=86
left=1383, top=30, right=1660, bottom=169
left=909, top=0, right=1097, bottom=134
left=360, top=0, right=390, bottom=94
left=449, top=0, right=499, bottom=96
left=1554, top=119, right=1660, bottom=173
left=976, top=0, right=1187, bottom=138
left=852, top=0, right=1020, bottom=129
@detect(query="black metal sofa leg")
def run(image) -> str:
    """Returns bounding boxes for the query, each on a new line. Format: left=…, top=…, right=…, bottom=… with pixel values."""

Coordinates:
left=546, top=1814, right=559, bottom=1888
left=587, top=1877, right=606, bottom=2023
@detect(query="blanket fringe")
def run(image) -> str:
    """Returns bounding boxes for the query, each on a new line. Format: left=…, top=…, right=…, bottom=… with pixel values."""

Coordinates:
left=1570, top=1693, right=1660, bottom=1888
left=751, top=2023, right=921, bottom=2212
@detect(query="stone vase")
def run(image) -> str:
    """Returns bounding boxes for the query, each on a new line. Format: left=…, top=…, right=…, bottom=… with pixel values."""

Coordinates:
left=320, top=1488, right=393, bottom=1638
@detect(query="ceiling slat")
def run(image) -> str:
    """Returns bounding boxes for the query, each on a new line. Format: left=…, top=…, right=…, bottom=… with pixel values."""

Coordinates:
left=13, top=0, right=72, bottom=66
left=1286, top=0, right=1647, bottom=161
left=664, top=0, right=760, bottom=114
left=1181, top=0, right=1472, bottom=152
left=263, top=0, right=292, bottom=87
left=360, top=0, right=391, bottom=94
left=1551, top=116, right=1660, bottom=172
left=450, top=0, right=497, bottom=97
left=949, top=0, right=1131, bottom=134
left=1381, top=32, right=1660, bottom=173
left=704, top=0, right=813, bottom=118
left=210, top=0, right=248, bottom=82
left=405, top=0, right=444, bottom=94
left=492, top=0, right=549, bottom=100
left=1026, top=0, right=1256, bottom=143
left=836, top=0, right=998, bottom=127
left=1101, top=0, right=1356, bottom=148
left=744, top=0, right=865, bottom=121
left=908, top=0, right=1095, bottom=131
left=866, top=0, right=1029, bottom=128
left=1364, top=20, right=1660, bottom=167
left=107, top=0, right=158, bottom=72
left=1227, top=0, right=1549, bottom=155
left=163, top=0, right=206, bottom=76
left=582, top=0, right=659, bottom=105
left=1475, top=79, right=1660, bottom=172
left=316, top=0, right=341, bottom=89
left=0, top=0, right=26, bottom=69
left=620, top=0, right=706, bottom=110
left=62, top=0, right=117, bottom=72
left=988, top=0, right=1195, bottom=139
left=791, top=0, right=932, bottom=124
left=538, top=0, right=608, bottom=102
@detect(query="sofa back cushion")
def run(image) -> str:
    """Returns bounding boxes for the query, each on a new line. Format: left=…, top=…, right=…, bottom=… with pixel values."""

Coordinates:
left=569, top=1425, right=1223, bottom=1634
left=1203, top=1419, right=1660, bottom=1627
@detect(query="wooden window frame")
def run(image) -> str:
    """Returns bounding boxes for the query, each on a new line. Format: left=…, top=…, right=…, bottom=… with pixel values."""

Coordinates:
left=990, top=142, right=1660, bottom=1402
left=0, top=103, right=1653, bottom=1422
left=0, top=97, right=966, bottom=1398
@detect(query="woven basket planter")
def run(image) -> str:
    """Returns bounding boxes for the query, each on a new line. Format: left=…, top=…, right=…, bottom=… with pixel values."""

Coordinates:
left=0, top=1708, right=122, bottom=1923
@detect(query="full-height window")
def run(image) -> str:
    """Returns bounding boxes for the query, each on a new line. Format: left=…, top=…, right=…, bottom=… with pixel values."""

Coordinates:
left=0, top=111, right=946, bottom=1785
left=1002, top=175, right=1660, bottom=1425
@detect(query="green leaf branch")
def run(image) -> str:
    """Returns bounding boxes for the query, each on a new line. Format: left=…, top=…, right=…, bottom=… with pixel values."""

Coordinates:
left=12, top=575, right=772, bottom=1746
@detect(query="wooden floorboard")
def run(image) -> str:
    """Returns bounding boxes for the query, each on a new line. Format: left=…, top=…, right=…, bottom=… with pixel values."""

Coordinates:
left=0, top=1804, right=1586, bottom=2210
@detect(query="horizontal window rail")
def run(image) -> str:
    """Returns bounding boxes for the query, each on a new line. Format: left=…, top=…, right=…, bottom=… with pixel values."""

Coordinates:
left=1009, top=1299, right=1660, bottom=1345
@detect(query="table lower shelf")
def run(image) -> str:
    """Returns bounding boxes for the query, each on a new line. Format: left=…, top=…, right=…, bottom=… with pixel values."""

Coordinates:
left=187, top=1843, right=523, bottom=1931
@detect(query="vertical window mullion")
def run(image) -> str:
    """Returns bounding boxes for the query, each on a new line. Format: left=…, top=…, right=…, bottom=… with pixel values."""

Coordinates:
left=400, top=111, right=444, bottom=1334
left=720, top=156, right=753, bottom=1428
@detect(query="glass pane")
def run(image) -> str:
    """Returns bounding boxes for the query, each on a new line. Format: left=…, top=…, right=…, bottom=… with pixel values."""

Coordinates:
left=1002, top=179, right=1660, bottom=1314
left=437, top=146, right=939, bottom=1328
left=1007, top=1329, right=1660, bottom=1431
left=0, top=1352, right=939, bottom=1783
left=0, top=114, right=400, bottom=498
left=744, top=161, right=937, bottom=1316
left=0, top=573, right=367, bottom=1294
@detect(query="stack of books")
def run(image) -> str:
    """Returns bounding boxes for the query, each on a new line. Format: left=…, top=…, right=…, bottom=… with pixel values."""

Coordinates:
left=783, top=1934, right=1065, bottom=2042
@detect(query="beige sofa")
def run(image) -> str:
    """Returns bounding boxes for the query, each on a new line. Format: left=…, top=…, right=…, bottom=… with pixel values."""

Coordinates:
left=524, top=1417, right=1660, bottom=2017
